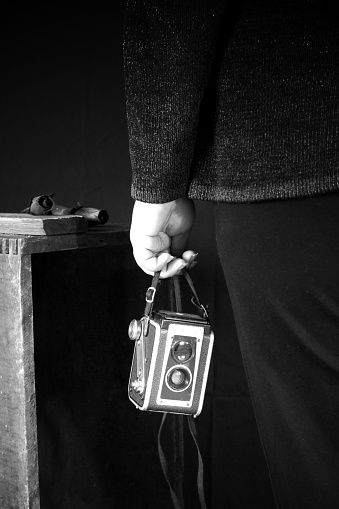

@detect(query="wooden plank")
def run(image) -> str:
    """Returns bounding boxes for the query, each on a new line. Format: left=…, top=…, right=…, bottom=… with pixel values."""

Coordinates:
left=0, top=214, right=87, bottom=236
left=0, top=252, right=40, bottom=508
left=0, top=224, right=130, bottom=255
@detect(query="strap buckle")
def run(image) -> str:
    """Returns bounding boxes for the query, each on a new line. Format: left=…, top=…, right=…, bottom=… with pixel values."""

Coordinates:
left=145, top=286, right=157, bottom=303
left=191, top=296, right=209, bottom=319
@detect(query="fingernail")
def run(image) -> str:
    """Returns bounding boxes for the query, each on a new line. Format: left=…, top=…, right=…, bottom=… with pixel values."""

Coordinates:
left=186, top=253, right=198, bottom=269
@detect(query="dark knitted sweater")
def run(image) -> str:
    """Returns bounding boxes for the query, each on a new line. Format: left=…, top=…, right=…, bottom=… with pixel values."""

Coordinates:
left=124, top=0, right=339, bottom=203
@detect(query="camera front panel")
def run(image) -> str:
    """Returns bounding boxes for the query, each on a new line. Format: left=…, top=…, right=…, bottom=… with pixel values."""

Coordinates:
left=156, top=323, right=203, bottom=408
left=147, top=315, right=213, bottom=416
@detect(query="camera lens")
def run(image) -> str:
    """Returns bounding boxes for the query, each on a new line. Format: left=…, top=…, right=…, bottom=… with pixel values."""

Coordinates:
left=172, top=339, right=194, bottom=363
left=166, top=366, right=192, bottom=392
left=171, top=370, right=185, bottom=386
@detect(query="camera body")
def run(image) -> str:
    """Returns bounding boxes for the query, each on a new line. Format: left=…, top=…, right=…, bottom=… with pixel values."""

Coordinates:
left=128, top=309, right=214, bottom=417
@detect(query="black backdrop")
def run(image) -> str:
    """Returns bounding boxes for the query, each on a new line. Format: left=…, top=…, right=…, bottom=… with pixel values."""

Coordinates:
left=1, top=5, right=131, bottom=222
left=1, top=4, right=275, bottom=508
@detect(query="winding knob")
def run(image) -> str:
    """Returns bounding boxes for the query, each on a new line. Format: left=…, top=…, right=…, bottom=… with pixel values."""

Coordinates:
left=128, top=319, right=142, bottom=341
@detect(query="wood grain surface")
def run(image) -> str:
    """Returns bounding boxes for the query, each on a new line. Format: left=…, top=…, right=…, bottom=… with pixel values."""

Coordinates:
left=0, top=251, right=40, bottom=508
left=0, top=214, right=87, bottom=236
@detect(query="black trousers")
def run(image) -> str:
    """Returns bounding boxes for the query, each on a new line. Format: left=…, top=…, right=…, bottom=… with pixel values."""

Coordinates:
left=214, top=191, right=339, bottom=509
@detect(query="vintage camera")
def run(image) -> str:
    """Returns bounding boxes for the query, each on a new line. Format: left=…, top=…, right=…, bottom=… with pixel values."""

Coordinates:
left=128, top=278, right=214, bottom=417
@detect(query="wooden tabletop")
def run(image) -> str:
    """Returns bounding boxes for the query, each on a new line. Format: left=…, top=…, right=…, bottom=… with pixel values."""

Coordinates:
left=0, top=223, right=130, bottom=255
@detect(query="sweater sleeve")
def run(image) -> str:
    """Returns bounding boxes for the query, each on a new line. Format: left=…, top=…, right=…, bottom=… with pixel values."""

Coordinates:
left=123, top=0, right=226, bottom=203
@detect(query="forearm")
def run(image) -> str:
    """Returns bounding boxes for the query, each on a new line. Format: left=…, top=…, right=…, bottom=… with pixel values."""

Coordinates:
left=124, top=0, right=225, bottom=203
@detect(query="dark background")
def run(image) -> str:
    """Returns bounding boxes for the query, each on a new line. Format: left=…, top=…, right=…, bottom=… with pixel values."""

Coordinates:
left=1, top=4, right=275, bottom=508
left=1, top=6, right=131, bottom=222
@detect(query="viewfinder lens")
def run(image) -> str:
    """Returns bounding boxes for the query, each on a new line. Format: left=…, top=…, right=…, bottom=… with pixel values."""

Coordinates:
left=172, top=338, right=194, bottom=363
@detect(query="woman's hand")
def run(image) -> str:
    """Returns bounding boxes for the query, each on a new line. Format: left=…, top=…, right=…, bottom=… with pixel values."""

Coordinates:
left=130, top=197, right=197, bottom=278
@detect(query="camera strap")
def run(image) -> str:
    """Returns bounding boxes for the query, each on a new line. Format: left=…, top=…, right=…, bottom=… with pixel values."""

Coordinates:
left=143, top=271, right=161, bottom=336
left=158, top=413, right=207, bottom=509
left=153, top=270, right=208, bottom=509
left=143, top=269, right=208, bottom=323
